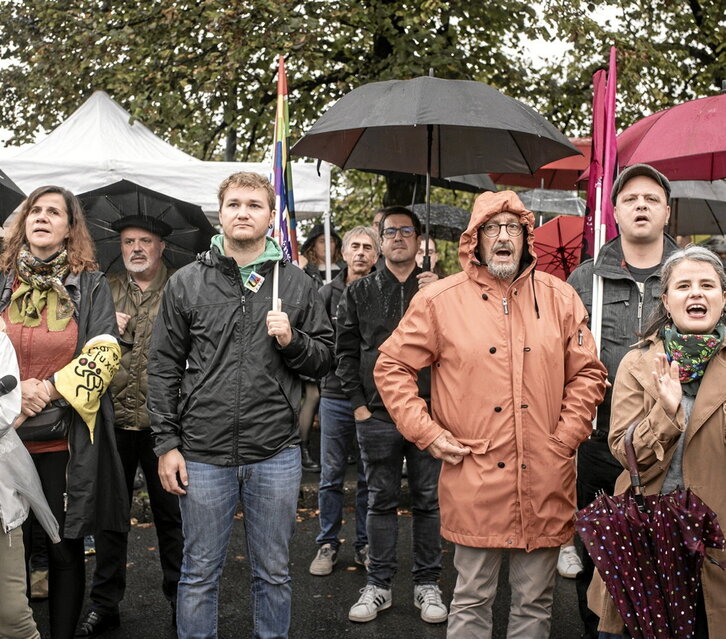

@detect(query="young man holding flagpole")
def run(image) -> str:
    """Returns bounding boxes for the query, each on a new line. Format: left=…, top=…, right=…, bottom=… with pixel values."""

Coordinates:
left=148, top=171, right=334, bottom=639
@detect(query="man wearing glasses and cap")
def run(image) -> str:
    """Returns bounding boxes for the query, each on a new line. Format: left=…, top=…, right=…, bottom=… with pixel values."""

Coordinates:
left=374, top=191, right=606, bottom=637
left=336, top=206, right=446, bottom=624
left=76, top=215, right=183, bottom=637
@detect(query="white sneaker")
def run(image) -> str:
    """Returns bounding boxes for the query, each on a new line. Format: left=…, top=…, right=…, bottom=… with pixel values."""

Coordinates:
left=348, top=584, right=392, bottom=622
left=557, top=545, right=583, bottom=578
left=414, top=584, right=448, bottom=623
left=309, top=544, right=338, bottom=576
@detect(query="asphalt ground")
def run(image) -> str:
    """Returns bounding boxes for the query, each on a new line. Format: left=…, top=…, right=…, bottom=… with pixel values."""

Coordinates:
left=30, top=464, right=586, bottom=639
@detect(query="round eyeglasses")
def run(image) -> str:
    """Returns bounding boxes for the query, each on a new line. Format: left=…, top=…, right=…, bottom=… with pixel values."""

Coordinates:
left=381, top=225, right=416, bottom=239
left=480, top=222, right=524, bottom=238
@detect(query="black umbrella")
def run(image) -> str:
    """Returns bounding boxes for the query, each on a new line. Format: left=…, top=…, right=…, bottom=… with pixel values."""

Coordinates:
left=78, top=180, right=216, bottom=273
left=291, top=74, right=579, bottom=269
left=0, top=169, right=25, bottom=224
left=410, top=203, right=470, bottom=242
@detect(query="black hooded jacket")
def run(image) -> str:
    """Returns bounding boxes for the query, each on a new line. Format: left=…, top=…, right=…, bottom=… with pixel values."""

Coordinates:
left=335, top=264, right=430, bottom=421
left=148, top=247, right=334, bottom=465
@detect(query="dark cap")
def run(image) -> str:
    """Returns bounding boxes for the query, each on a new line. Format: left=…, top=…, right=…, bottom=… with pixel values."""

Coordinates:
left=110, top=215, right=172, bottom=238
left=611, top=164, right=671, bottom=205
left=300, top=223, right=341, bottom=254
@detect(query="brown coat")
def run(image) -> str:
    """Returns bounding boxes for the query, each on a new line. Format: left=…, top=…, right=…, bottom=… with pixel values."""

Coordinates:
left=588, top=336, right=726, bottom=635
left=375, top=191, right=606, bottom=549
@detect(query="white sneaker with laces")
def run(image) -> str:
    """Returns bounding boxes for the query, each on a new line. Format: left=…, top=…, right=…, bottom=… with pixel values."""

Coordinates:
left=309, top=543, right=338, bottom=576
left=414, top=584, right=448, bottom=623
left=557, top=545, right=583, bottom=578
left=348, top=584, right=392, bottom=622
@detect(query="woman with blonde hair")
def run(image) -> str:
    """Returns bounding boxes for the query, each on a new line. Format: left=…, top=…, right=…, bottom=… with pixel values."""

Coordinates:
left=0, top=185, right=124, bottom=639
left=589, top=245, right=726, bottom=638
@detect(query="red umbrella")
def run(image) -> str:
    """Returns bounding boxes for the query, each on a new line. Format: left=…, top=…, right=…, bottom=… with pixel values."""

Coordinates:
left=490, top=137, right=591, bottom=190
left=532, top=215, right=585, bottom=281
left=617, top=93, right=726, bottom=181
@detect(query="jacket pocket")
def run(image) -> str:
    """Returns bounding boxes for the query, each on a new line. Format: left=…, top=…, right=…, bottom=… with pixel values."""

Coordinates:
left=457, top=438, right=491, bottom=456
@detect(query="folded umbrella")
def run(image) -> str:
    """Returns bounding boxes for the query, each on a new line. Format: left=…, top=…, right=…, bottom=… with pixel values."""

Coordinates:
left=577, top=423, right=725, bottom=639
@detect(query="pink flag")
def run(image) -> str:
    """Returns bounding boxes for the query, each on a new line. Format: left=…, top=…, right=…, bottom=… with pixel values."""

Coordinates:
left=583, top=47, right=618, bottom=259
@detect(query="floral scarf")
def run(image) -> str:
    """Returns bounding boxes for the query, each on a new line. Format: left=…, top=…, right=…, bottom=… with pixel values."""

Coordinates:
left=8, top=246, right=74, bottom=331
left=663, top=322, right=725, bottom=397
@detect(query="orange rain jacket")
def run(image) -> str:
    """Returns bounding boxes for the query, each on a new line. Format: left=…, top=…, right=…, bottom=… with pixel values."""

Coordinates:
left=375, top=190, right=607, bottom=549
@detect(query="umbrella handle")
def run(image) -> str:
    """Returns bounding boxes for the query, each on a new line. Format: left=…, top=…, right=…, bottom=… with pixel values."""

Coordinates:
left=625, top=422, right=647, bottom=512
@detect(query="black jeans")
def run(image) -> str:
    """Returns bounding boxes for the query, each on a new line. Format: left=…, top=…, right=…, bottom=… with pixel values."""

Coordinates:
left=576, top=439, right=623, bottom=637
left=23, top=450, right=85, bottom=639
left=90, top=429, right=183, bottom=614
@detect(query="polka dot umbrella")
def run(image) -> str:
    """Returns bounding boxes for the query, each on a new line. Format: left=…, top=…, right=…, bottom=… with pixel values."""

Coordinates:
left=576, top=423, right=725, bottom=639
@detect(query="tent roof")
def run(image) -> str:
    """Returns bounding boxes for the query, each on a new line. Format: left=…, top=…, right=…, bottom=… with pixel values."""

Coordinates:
left=2, top=91, right=330, bottom=220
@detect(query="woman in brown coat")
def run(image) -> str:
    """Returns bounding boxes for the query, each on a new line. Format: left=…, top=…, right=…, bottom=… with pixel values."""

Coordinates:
left=589, top=245, right=726, bottom=638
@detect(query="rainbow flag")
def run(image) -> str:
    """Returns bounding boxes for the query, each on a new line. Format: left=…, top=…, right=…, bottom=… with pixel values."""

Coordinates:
left=272, top=55, right=299, bottom=264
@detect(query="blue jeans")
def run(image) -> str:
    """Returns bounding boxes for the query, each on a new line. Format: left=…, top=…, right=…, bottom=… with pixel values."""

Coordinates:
left=357, top=416, right=442, bottom=589
left=317, top=398, right=368, bottom=550
left=177, top=447, right=302, bottom=639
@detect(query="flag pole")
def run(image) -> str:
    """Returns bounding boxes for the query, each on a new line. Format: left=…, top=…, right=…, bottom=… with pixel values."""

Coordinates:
left=271, top=54, right=298, bottom=311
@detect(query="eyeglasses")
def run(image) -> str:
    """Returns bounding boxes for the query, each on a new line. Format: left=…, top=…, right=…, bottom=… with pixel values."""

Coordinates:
left=382, top=226, right=416, bottom=239
left=480, top=222, right=524, bottom=238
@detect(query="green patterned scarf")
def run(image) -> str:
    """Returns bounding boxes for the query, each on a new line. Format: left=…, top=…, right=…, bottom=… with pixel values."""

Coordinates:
left=663, top=322, right=725, bottom=397
left=8, top=245, right=74, bottom=331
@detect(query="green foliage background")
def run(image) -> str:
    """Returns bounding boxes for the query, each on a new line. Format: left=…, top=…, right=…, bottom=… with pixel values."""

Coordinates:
left=1, top=0, right=723, bottom=272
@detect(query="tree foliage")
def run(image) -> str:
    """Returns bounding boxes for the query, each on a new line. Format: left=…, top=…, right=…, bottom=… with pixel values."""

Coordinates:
left=0, top=0, right=723, bottom=238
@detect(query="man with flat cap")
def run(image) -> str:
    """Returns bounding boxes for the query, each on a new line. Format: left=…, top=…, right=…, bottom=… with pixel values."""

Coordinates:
left=76, top=215, right=183, bottom=637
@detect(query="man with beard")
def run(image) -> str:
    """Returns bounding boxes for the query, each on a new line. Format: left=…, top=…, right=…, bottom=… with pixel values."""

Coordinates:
left=337, top=206, right=447, bottom=624
left=374, top=191, right=606, bottom=638
left=77, top=217, right=183, bottom=637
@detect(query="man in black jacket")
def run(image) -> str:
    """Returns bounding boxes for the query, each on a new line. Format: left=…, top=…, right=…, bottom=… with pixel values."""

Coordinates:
left=336, top=206, right=446, bottom=625
left=148, top=172, right=334, bottom=639
left=309, top=225, right=379, bottom=577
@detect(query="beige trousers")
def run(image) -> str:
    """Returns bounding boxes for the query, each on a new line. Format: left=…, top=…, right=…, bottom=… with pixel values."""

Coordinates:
left=447, top=544, right=559, bottom=639
left=0, top=526, right=40, bottom=639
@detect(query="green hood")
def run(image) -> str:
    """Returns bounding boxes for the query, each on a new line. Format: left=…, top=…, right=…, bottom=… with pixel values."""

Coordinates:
left=211, top=234, right=283, bottom=282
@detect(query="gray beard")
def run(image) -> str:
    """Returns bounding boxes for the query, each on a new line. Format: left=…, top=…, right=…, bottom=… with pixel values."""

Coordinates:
left=487, top=261, right=518, bottom=280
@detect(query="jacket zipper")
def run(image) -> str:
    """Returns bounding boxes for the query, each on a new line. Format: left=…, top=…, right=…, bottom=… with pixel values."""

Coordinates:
left=502, top=297, right=509, bottom=315
left=637, top=292, right=643, bottom=332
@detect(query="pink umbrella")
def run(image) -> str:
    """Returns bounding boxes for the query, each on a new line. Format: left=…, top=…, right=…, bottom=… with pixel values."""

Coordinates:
left=617, top=93, right=726, bottom=181
left=490, top=137, right=591, bottom=191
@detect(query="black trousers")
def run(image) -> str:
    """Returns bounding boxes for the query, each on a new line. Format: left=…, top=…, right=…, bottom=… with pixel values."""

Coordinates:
left=575, top=438, right=623, bottom=638
left=23, top=449, right=85, bottom=639
left=90, top=428, right=183, bottom=614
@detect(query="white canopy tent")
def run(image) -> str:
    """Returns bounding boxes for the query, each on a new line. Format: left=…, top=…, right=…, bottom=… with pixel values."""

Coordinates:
left=1, top=91, right=330, bottom=223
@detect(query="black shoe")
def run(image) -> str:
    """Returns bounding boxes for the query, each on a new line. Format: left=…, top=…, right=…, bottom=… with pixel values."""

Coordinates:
left=75, top=611, right=120, bottom=638
left=301, top=447, right=321, bottom=473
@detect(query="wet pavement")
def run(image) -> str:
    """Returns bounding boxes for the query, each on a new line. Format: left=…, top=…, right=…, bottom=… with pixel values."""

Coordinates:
left=30, top=465, right=585, bottom=638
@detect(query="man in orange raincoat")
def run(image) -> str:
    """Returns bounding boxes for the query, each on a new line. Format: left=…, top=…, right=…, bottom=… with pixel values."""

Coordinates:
left=375, top=190, right=607, bottom=638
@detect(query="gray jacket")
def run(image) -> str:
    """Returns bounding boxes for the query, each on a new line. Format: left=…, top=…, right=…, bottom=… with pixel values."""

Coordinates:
left=567, top=234, right=679, bottom=436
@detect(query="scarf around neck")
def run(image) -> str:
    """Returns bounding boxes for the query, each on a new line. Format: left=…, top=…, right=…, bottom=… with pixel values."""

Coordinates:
left=663, top=322, right=725, bottom=396
left=8, top=245, right=74, bottom=331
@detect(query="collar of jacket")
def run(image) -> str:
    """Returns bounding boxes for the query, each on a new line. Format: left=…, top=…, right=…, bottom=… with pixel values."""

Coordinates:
left=379, top=263, right=421, bottom=285
left=198, top=245, right=286, bottom=281
left=593, top=234, right=680, bottom=280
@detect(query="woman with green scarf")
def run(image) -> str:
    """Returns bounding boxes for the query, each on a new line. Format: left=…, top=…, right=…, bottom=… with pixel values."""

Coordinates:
left=588, top=245, right=726, bottom=638
left=0, top=185, right=124, bottom=639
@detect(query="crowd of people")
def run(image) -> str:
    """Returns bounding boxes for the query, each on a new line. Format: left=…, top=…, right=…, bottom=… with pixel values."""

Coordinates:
left=0, top=164, right=724, bottom=639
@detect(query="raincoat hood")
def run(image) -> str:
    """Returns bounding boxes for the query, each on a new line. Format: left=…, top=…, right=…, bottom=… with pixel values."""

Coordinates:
left=459, top=190, right=537, bottom=285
